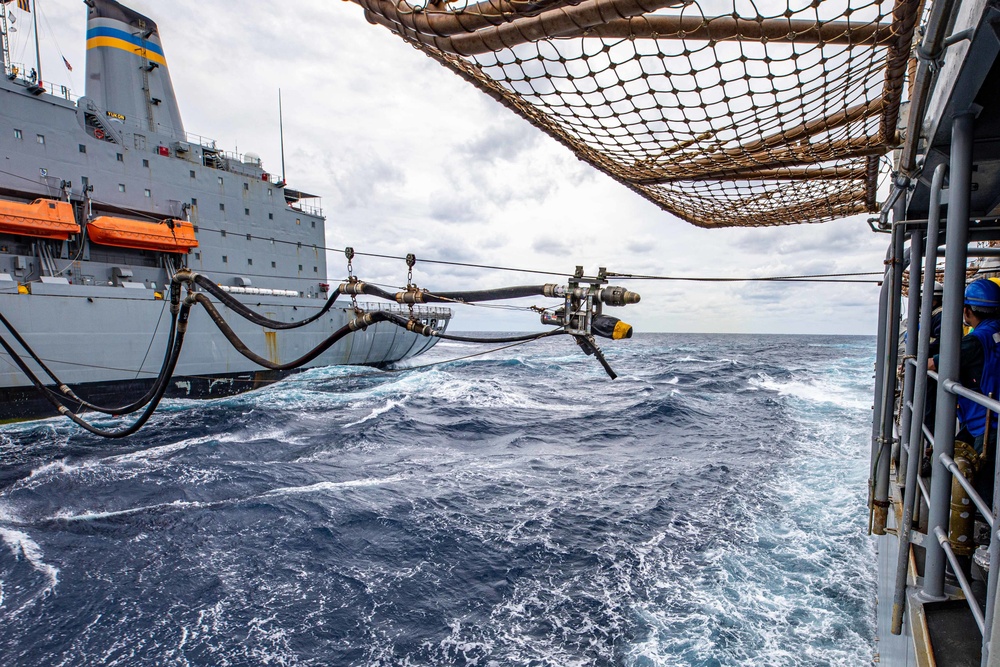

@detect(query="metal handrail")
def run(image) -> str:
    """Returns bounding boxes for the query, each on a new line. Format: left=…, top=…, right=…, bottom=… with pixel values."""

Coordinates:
left=922, top=423, right=935, bottom=447
left=943, top=379, right=1000, bottom=417
left=940, top=453, right=994, bottom=528
left=917, top=475, right=930, bottom=503
left=934, top=526, right=986, bottom=634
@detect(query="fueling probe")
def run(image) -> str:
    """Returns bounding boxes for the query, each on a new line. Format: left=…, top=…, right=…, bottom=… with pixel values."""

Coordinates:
left=538, top=267, right=640, bottom=379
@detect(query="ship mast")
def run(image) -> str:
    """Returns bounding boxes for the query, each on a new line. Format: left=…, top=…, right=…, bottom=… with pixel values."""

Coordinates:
left=30, top=0, right=40, bottom=85
left=278, top=89, right=287, bottom=187
left=0, top=2, right=11, bottom=76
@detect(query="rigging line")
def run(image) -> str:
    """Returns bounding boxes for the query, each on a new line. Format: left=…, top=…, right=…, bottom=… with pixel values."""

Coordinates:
left=38, top=2, right=72, bottom=86
left=0, top=173, right=565, bottom=281
left=0, top=168, right=879, bottom=285
left=606, top=272, right=883, bottom=283
left=384, top=333, right=562, bottom=373
left=134, top=295, right=168, bottom=381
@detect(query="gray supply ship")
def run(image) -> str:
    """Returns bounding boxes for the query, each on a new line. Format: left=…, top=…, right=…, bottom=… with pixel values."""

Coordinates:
left=0, top=0, right=450, bottom=422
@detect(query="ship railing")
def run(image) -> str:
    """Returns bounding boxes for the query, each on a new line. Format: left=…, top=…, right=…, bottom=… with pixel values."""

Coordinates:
left=184, top=132, right=218, bottom=150
left=6, top=62, right=76, bottom=101
left=287, top=200, right=323, bottom=217
left=875, top=131, right=1000, bottom=666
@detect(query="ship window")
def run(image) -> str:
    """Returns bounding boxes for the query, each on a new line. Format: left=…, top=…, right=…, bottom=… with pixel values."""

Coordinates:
left=220, top=230, right=227, bottom=238
left=311, top=221, right=315, bottom=228
left=190, top=170, right=196, bottom=178
left=13, top=129, right=22, bottom=140
left=219, top=203, right=225, bottom=211
left=36, top=134, right=45, bottom=144
left=244, top=208, right=249, bottom=216
left=194, top=252, right=201, bottom=260
left=144, top=189, right=151, bottom=198
left=143, top=159, right=149, bottom=168
left=298, top=264, right=303, bottom=271
left=116, top=153, right=123, bottom=162
left=217, top=176, right=223, bottom=185
left=248, top=258, right=253, bottom=266
left=271, top=261, right=276, bottom=268
left=118, top=184, right=126, bottom=192
left=243, top=183, right=249, bottom=191
left=246, top=233, right=251, bottom=241
left=78, top=144, right=86, bottom=153
left=191, top=198, right=197, bottom=206
left=295, top=218, right=300, bottom=225
left=268, top=213, right=273, bottom=220
left=313, top=266, right=318, bottom=273
left=222, top=255, right=228, bottom=263
left=193, top=225, right=198, bottom=232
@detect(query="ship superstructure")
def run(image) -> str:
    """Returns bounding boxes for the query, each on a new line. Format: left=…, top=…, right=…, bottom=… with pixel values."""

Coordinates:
left=0, top=0, right=450, bottom=421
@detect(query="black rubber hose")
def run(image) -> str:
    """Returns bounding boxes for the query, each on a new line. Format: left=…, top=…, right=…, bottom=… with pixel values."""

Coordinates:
left=342, top=283, right=548, bottom=304
left=0, top=302, right=190, bottom=439
left=420, top=286, right=547, bottom=303
left=193, top=273, right=341, bottom=330
left=0, top=307, right=181, bottom=416
left=192, top=293, right=392, bottom=371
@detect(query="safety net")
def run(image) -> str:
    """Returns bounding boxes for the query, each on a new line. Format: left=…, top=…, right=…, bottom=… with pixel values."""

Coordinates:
left=351, top=0, right=920, bottom=228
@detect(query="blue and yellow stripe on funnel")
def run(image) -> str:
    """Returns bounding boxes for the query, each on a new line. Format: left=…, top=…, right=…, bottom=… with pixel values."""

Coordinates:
left=86, top=26, right=167, bottom=67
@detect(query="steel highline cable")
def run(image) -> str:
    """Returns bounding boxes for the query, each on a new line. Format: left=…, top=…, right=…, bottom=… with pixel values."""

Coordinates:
left=0, top=167, right=884, bottom=284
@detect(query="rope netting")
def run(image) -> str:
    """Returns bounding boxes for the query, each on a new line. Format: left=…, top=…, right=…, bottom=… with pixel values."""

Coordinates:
left=352, top=0, right=921, bottom=227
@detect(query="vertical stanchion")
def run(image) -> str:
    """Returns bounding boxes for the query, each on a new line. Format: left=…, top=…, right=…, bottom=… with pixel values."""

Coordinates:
left=899, top=227, right=923, bottom=479
left=871, top=242, right=892, bottom=534
left=985, top=423, right=1000, bottom=665
left=874, top=201, right=907, bottom=535
left=924, top=110, right=975, bottom=600
left=893, top=165, right=945, bottom=634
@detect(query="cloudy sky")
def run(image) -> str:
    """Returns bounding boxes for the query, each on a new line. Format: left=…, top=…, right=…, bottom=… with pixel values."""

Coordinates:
left=14, top=0, right=891, bottom=334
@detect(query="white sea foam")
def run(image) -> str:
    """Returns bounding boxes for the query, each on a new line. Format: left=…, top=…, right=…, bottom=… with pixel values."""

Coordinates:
left=0, top=527, right=59, bottom=599
left=342, top=398, right=407, bottom=428
left=264, top=474, right=406, bottom=497
left=53, top=499, right=208, bottom=522
left=748, top=373, right=869, bottom=411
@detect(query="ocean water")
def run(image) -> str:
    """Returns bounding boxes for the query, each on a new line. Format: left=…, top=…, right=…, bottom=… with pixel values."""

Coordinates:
left=0, top=333, right=876, bottom=666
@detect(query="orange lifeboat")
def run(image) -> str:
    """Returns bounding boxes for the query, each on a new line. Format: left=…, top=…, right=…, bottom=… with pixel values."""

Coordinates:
left=0, top=199, right=80, bottom=240
left=87, top=217, right=199, bottom=254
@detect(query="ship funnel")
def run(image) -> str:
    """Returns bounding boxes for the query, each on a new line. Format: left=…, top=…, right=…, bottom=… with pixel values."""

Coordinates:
left=85, top=0, right=185, bottom=140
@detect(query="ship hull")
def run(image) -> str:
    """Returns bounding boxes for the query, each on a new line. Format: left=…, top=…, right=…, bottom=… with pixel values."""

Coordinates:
left=0, top=284, right=447, bottom=422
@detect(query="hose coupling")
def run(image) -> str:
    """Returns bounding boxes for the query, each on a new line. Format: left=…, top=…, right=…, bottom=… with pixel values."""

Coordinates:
left=395, top=289, right=425, bottom=305
left=596, top=286, right=640, bottom=306
left=339, top=281, right=367, bottom=296
left=406, top=320, right=432, bottom=336
left=349, top=313, right=375, bottom=331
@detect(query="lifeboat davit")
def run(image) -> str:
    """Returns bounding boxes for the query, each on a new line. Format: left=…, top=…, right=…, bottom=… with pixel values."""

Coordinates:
left=87, top=216, right=199, bottom=254
left=0, top=199, right=80, bottom=240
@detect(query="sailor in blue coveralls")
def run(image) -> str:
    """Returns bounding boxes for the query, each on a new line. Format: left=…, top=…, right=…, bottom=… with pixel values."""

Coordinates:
left=929, top=279, right=1000, bottom=508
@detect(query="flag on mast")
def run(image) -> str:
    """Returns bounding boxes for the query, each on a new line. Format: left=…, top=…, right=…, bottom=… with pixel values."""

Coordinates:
left=16, top=0, right=29, bottom=12
left=62, top=56, right=72, bottom=72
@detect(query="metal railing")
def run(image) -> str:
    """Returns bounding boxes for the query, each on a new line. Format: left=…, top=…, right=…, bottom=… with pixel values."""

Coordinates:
left=7, top=62, right=77, bottom=102
left=879, top=119, right=1000, bottom=666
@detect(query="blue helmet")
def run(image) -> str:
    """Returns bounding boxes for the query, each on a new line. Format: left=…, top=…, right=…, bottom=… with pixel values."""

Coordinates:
left=964, top=279, right=1000, bottom=308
